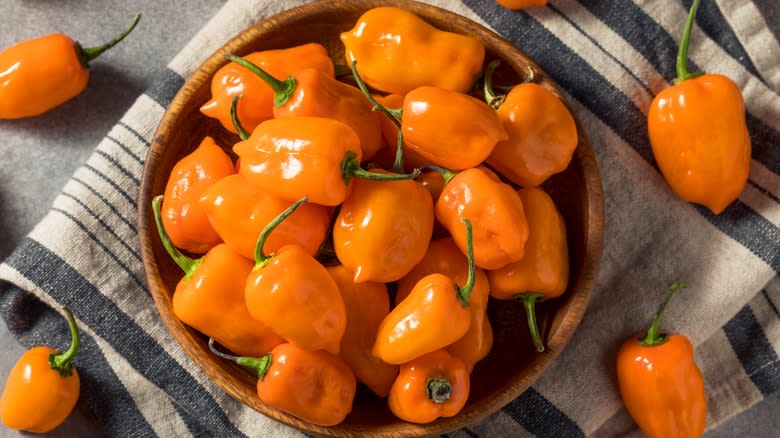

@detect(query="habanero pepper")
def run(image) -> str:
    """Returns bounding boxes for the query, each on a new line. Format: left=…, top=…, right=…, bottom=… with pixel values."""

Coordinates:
left=341, top=7, right=484, bottom=95
left=369, top=93, right=434, bottom=173
left=373, top=218, right=476, bottom=365
left=647, top=0, right=750, bottom=215
left=487, top=187, right=568, bottom=352
left=388, top=349, right=470, bottom=424
left=200, top=173, right=329, bottom=260
left=333, top=169, right=434, bottom=283
left=483, top=60, right=578, bottom=187
left=233, top=116, right=418, bottom=206
left=244, top=197, right=346, bottom=354
left=397, top=238, right=493, bottom=373
left=435, top=166, right=529, bottom=270
left=0, top=308, right=80, bottom=433
left=153, top=196, right=284, bottom=357
left=209, top=340, right=356, bottom=426
left=200, top=43, right=333, bottom=134
left=161, top=136, right=234, bottom=254
left=327, top=265, right=399, bottom=398
left=0, top=14, right=140, bottom=119
left=225, top=55, right=384, bottom=160
left=496, top=0, right=548, bottom=10
left=616, top=282, right=706, bottom=438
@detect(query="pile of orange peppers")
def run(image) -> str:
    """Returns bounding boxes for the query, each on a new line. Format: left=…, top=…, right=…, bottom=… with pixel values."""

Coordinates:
left=153, top=5, right=577, bottom=426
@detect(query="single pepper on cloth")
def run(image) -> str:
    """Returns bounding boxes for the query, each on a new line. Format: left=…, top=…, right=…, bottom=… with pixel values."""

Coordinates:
left=616, top=282, right=706, bottom=438
left=340, top=6, right=485, bottom=95
left=647, top=0, right=750, bottom=214
left=200, top=43, right=333, bottom=134
left=209, top=340, right=356, bottom=427
left=0, top=308, right=80, bottom=433
left=488, top=187, right=568, bottom=352
left=244, top=197, right=346, bottom=354
left=387, top=349, right=470, bottom=424
left=152, top=196, right=284, bottom=357
left=483, top=60, right=578, bottom=187
left=0, top=13, right=140, bottom=119
left=161, top=136, right=234, bottom=254
left=373, top=218, right=477, bottom=365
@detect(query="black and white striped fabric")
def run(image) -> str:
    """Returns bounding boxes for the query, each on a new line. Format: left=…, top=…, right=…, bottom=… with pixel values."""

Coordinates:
left=1, top=1, right=777, bottom=436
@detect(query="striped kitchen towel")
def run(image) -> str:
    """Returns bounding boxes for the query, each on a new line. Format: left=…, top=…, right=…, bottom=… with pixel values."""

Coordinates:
left=0, top=0, right=777, bottom=436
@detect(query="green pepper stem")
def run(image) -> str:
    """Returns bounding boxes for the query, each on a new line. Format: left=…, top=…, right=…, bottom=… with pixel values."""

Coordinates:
left=48, top=308, right=80, bottom=377
left=426, top=377, right=452, bottom=404
left=483, top=59, right=505, bottom=109
left=152, top=195, right=203, bottom=280
left=515, top=292, right=545, bottom=352
left=392, top=130, right=405, bottom=174
left=341, top=151, right=420, bottom=183
left=638, top=281, right=688, bottom=346
left=208, top=338, right=273, bottom=381
left=230, top=95, right=249, bottom=140
left=225, top=54, right=296, bottom=107
left=253, top=196, right=308, bottom=269
left=422, top=165, right=458, bottom=185
left=455, top=218, right=476, bottom=308
left=675, top=0, right=701, bottom=84
left=77, top=13, right=142, bottom=67
left=350, top=60, right=402, bottom=128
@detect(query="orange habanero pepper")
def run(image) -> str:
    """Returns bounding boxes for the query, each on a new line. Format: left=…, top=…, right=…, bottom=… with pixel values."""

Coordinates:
left=435, top=167, right=529, bottom=270
left=617, top=282, right=707, bottom=438
left=327, top=265, right=399, bottom=398
left=233, top=117, right=418, bottom=206
left=648, top=0, right=750, bottom=215
left=226, top=55, right=384, bottom=160
left=333, top=169, right=434, bottom=283
left=244, top=197, right=346, bottom=354
left=209, top=340, right=356, bottom=426
left=341, top=7, right=485, bottom=95
left=397, top=238, right=493, bottom=373
left=0, top=14, right=140, bottom=119
left=200, top=43, right=333, bottom=134
left=161, top=136, right=234, bottom=254
left=387, top=349, right=470, bottom=424
left=496, top=0, right=548, bottom=10
left=483, top=60, right=578, bottom=187
left=0, top=308, right=80, bottom=433
left=152, top=196, right=284, bottom=357
left=488, top=187, right=568, bottom=352
left=369, top=93, right=434, bottom=173
left=373, top=219, right=476, bottom=365
left=201, top=173, right=329, bottom=260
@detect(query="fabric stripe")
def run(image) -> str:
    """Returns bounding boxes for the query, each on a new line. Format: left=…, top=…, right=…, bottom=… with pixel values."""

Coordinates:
left=145, top=68, right=186, bottom=109
left=118, top=120, right=152, bottom=147
left=751, top=0, right=780, bottom=44
left=70, top=176, right=138, bottom=233
left=764, top=290, right=780, bottom=319
left=84, top=164, right=137, bottom=207
left=105, top=135, right=145, bottom=165
left=724, top=305, right=780, bottom=396
left=502, top=388, right=585, bottom=437
left=88, top=150, right=141, bottom=190
left=2, top=238, right=248, bottom=438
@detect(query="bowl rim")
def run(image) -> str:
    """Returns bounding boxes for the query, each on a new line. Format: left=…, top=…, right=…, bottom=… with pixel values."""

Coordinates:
left=137, top=0, right=605, bottom=436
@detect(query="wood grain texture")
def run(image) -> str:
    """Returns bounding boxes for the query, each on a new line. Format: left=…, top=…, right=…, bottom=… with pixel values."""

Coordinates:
left=137, top=0, right=605, bottom=436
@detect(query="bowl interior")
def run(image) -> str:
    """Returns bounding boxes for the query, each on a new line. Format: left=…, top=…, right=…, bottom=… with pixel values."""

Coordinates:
left=138, top=1, right=604, bottom=436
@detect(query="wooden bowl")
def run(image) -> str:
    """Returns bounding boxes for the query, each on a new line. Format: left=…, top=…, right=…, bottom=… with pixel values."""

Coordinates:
left=138, top=0, right=604, bottom=436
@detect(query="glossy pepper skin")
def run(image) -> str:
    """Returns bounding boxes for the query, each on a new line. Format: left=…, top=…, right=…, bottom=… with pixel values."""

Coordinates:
left=244, top=198, right=347, bottom=354
left=153, top=196, right=284, bottom=357
left=161, top=136, right=234, bottom=254
left=484, top=61, right=578, bottom=187
left=0, top=14, right=140, bottom=119
left=210, top=340, right=356, bottom=426
left=488, top=187, right=568, bottom=352
left=388, top=349, right=470, bottom=424
left=227, top=55, right=384, bottom=160
left=340, top=7, right=485, bottom=95
left=617, top=282, right=706, bottom=438
left=373, top=219, right=477, bottom=365
left=201, top=174, right=329, bottom=260
left=368, top=93, right=433, bottom=174
left=648, top=0, right=750, bottom=214
left=496, top=0, right=547, bottom=10
left=327, top=265, right=399, bottom=398
left=200, top=43, right=333, bottom=134
left=0, top=308, right=80, bottom=433
left=397, top=238, right=493, bottom=372
left=334, top=169, right=434, bottom=283
left=436, top=167, right=529, bottom=270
